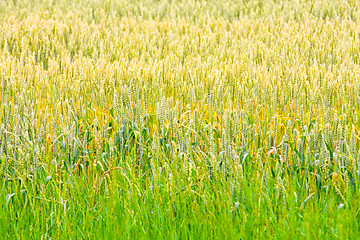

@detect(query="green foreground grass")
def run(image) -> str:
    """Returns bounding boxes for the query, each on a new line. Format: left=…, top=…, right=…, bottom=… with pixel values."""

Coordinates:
left=2, top=162, right=360, bottom=239
left=2, top=0, right=360, bottom=238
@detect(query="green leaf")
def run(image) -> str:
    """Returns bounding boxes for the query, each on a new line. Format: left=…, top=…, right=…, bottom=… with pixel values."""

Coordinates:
left=6, top=193, right=15, bottom=207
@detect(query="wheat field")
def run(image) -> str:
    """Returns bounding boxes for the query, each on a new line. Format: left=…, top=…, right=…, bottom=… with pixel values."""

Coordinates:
left=1, top=0, right=360, bottom=238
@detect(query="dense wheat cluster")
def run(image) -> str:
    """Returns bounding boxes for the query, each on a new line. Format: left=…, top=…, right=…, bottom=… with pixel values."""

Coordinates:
left=1, top=0, right=360, bottom=238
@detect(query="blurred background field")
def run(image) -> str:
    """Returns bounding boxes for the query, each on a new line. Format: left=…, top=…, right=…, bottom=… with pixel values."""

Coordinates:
left=1, top=0, right=360, bottom=238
